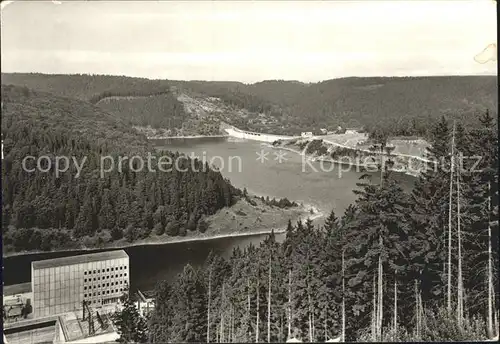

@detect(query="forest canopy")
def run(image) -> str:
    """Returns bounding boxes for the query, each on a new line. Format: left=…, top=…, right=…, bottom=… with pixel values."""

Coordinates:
left=1, top=85, right=238, bottom=253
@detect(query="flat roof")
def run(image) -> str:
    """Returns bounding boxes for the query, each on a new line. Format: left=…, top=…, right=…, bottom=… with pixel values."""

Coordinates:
left=32, top=250, right=128, bottom=270
left=3, top=282, right=32, bottom=296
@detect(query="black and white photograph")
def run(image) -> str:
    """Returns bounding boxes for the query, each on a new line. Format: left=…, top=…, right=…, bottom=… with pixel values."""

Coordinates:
left=1, top=0, right=498, bottom=343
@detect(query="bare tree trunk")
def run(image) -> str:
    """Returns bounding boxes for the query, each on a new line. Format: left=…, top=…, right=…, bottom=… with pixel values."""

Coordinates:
left=207, top=268, right=212, bottom=343
left=312, top=307, right=316, bottom=341
left=377, top=235, right=383, bottom=340
left=372, top=274, right=377, bottom=341
left=418, top=289, right=423, bottom=333
left=247, top=278, right=251, bottom=342
left=268, top=256, right=272, bottom=343
left=221, top=284, right=225, bottom=343
left=457, top=168, right=464, bottom=327
left=487, top=181, right=494, bottom=338
left=256, top=277, right=260, bottom=343
left=415, top=280, right=420, bottom=340
left=288, top=270, right=292, bottom=340
left=308, top=293, right=313, bottom=342
left=342, top=250, right=346, bottom=343
left=447, top=122, right=456, bottom=313
left=222, top=319, right=225, bottom=342
left=393, top=272, right=397, bottom=336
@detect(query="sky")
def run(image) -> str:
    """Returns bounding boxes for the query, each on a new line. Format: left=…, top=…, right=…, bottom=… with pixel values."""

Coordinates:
left=1, top=0, right=497, bottom=83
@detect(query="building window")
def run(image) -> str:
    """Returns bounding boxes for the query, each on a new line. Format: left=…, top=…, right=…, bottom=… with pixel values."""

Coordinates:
left=111, top=267, right=114, bottom=271
left=84, top=294, right=87, bottom=298
left=124, top=273, right=127, bottom=277
left=107, top=268, right=110, bottom=272
left=84, top=279, right=87, bottom=282
left=107, top=283, right=110, bottom=287
left=98, top=270, right=100, bottom=273
left=93, top=270, right=96, bottom=274
left=84, top=271, right=87, bottom=275
left=84, top=286, right=87, bottom=290
left=93, top=278, right=96, bottom=281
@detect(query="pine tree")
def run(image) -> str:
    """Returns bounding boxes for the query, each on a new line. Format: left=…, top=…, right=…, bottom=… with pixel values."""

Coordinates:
left=98, top=188, right=116, bottom=229
left=113, top=292, right=149, bottom=343
left=344, top=170, right=411, bottom=335
left=408, top=116, right=452, bottom=307
left=74, top=189, right=95, bottom=237
left=170, top=264, right=207, bottom=342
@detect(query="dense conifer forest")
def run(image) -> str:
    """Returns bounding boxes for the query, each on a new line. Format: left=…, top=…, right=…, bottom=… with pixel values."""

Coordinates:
left=1, top=85, right=237, bottom=253
left=142, top=112, right=499, bottom=342
left=2, top=73, right=496, bottom=138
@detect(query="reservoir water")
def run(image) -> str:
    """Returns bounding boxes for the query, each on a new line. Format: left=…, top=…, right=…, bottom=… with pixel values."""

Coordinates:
left=154, top=138, right=415, bottom=216
left=3, top=138, right=415, bottom=292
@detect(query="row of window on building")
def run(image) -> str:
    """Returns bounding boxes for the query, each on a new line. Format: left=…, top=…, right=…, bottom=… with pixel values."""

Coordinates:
left=84, top=280, right=125, bottom=290
left=84, top=273, right=127, bottom=283
left=84, top=288, right=124, bottom=298
left=102, top=297, right=120, bottom=305
left=84, top=266, right=127, bottom=275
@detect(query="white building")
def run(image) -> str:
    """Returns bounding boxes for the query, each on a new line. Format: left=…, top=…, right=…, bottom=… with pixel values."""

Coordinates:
left=32, top=250, right=129, bottom=318
left=301, top=132, right=313, bottom=138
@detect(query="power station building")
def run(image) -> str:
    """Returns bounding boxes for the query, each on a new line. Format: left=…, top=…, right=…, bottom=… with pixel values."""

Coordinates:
left=31, top=250, right=129, bottom=318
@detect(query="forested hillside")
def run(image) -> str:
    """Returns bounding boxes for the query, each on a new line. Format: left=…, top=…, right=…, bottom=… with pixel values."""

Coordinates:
left=97, top=93, right=188, bottom=131
left=145, top=112, right=499, bottom=342
left=0, top=73, right=189, bottom=132
left=1, top=73, right=172, bottom=102
left=1, top=85, right=237, bottom=253
left=170, top=76, right=498, bottom=137
left=3, top=73, right=496, bottom=139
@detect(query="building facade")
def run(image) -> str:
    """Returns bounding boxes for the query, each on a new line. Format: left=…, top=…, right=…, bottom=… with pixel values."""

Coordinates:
left=31, top=250, right=129, bottom=318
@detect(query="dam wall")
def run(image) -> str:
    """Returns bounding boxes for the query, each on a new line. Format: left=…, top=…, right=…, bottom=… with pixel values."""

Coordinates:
left=224, top=127, right=298, bottom=143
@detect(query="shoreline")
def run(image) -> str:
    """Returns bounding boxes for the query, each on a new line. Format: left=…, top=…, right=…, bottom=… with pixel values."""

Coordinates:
left=3, top=196, right=324, bottom=260
left=266, top=143, right=421, bottom=177
left=2, top=228, right=285, bottom=259
left=244, top=188, right=325, bottom=222
left=267, top=144, right=370, bottom=168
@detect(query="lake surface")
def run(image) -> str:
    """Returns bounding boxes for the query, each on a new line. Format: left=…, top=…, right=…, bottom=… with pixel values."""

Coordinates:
left=3, top=138, right=415, bottom=293
left=3, top=232, right=285, bottom=294
left=154, top=138, right=415, bottom=217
